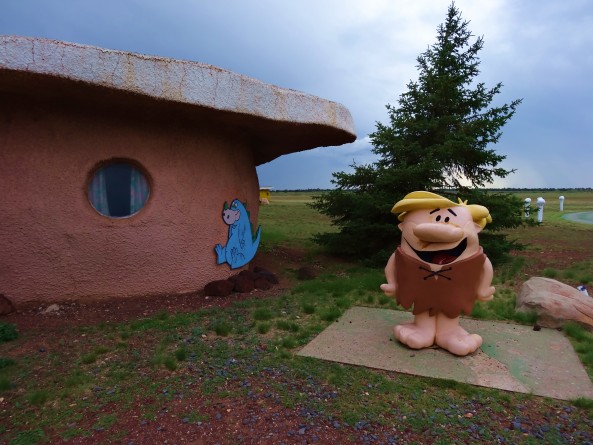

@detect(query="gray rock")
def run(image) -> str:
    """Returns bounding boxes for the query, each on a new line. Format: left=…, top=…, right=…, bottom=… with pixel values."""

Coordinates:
left=42, top=304, right=61, bottom=314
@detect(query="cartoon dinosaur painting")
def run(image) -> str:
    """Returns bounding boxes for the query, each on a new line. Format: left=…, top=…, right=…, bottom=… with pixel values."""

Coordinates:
left=214, top=199, right=262, bottom=269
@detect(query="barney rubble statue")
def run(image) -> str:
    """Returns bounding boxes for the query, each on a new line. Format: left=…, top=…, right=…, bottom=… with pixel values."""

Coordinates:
left=380, top=191, right=495, bottom=356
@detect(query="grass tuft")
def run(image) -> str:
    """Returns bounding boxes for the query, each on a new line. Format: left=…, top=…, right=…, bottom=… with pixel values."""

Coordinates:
left=211, top=319, right=232, bottom=336
left=0, top=322, right=18, bottom=343
left=0, top=377, right=12, bottom=391
left=257, top=322, right=271, bottom=334
left=302, top=303, right=316, bottom=314
left=253, top=307, right=273, bottom=321
left=573, top=397, right=593, bottom=410
left=0, top=357, right=16, bottom=369
left=26, top=390, right=49, bottom=406
left=175, top=347, right=187, bottom=362
left=319, top=307, right=342, bottom=322
left=276, top=320, right=299, bottom=333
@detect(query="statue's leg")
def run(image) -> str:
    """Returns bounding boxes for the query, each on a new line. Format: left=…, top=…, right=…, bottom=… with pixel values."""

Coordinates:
left=435, top=313, right=482, bottom=356
left=394, top=311, right=436, bottom=349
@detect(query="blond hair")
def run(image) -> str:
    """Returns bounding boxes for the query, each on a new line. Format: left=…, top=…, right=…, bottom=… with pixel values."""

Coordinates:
left=392, top=191, right=492, bottom=229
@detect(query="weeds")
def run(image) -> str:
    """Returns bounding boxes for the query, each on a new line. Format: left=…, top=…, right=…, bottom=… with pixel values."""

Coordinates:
left=564, top=322, right=593, bottom=375
left=0, top=322, right=18, bottom=343
left=253, top=307, right=274, bottom=321
left=318, top=307, right=342, bottom=322
left=0, top=357, right=15, bottom=369
left=302, top=302, right=316, bottom=314
left=26, top=389, right=49, bottom=406
left=211, top=319, right=232, bottom=336
left=257, top=322, right=271, bottom=334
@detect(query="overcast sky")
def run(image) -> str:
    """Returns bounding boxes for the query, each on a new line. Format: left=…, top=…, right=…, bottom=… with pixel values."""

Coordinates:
left=2, top=0, right=591, bottom=189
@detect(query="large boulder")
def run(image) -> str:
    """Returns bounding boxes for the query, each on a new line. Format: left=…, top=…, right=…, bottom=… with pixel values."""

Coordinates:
left=516, top=277, right=593, bottom=330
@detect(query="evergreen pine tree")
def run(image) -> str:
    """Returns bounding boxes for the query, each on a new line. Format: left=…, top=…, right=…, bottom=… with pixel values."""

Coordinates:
left=311, top=3, right=526, bottom=265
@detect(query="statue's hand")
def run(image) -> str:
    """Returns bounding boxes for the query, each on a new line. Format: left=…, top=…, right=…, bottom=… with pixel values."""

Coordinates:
left=380, top=283, right=396, bottom=297
left=477, top=286, right=495, bottom=301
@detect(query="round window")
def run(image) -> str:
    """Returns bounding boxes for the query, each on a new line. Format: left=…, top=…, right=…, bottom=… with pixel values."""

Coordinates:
left=88, top=162, right=150, bottom=218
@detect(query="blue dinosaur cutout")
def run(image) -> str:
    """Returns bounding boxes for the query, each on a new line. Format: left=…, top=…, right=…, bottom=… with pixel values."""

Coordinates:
left=214, top=199, right=262, bottom=269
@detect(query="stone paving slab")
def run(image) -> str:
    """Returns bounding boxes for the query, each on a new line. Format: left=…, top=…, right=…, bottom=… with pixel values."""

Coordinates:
left=298, top=307, right=593, bottom=400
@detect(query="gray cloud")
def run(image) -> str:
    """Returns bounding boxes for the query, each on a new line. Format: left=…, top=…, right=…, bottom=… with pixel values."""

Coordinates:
left=2, top=0, right=591, bottom=188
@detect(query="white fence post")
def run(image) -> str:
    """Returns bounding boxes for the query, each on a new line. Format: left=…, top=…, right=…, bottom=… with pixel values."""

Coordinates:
left=536, top=197, right=545, bottom=223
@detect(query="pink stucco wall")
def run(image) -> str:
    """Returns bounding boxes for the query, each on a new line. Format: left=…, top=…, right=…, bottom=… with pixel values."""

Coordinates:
left=0, top=95, right=260, bottom=304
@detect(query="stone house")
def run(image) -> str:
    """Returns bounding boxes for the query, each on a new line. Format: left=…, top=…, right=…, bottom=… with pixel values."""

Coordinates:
left=0, top=36, right=355, bottom=305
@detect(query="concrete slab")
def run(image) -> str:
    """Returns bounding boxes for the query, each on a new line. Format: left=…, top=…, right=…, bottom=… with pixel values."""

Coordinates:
left=298, top=307, right=593, bottom=400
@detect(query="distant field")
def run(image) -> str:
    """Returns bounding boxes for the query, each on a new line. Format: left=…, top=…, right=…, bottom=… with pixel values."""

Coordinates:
left=509, top=190, right=593, bottom=224
left=258, top=188, right=593, bottom=287
left=258, top=191, right=336, bottom=249
left=259, top=189, right=593, bottom=246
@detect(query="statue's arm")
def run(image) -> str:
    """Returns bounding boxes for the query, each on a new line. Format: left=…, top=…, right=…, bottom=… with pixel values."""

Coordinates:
left=380, top=252, right=397, bottom=297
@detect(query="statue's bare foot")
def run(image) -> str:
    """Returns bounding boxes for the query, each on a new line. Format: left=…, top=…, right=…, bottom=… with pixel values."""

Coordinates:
left=435, top=326, right=482, bottom=356
left=394, top=323, right=436, bottom=349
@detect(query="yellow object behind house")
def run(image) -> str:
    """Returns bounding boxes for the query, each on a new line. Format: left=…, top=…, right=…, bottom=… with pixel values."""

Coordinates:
left=259, top=187, right=273, bottom=204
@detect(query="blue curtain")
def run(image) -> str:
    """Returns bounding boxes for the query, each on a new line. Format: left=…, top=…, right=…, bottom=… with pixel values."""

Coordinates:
left=89, top=164, right=149, bottom=217
left=130, top=167, right=149, bottom=214
left=88, top=168, right=110, bottom=215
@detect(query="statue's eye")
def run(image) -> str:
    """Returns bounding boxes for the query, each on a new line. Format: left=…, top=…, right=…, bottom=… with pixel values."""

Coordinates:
left=445, top=216, right=450, bottom=223
left=436, top=215, right=441, bottom=222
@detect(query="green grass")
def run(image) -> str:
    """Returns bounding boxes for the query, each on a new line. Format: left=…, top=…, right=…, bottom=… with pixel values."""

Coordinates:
left=0, top=357, right=15, bottom=369
left=253, top=307, right=274, bottom=321
left=564, top=322, right=593, bottom=378
left=257, top=322, right=271, bottom=334
left=258, top=192, right=337, bottom=250
left=0, top=322, right=18, bottom=343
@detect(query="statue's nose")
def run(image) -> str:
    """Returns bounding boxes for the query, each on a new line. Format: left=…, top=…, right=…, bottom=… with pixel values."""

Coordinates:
left=413, top=223, right=464, bottom=243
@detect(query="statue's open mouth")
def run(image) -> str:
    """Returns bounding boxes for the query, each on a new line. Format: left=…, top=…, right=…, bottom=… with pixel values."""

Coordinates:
left=407, top=238, right=467, bottom=265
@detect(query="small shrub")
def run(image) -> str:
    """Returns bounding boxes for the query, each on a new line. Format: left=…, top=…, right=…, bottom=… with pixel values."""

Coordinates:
left=0, top=357, right=16, bottom=369
left=319, top=307, right=342, bottom=322
left=542, top=268, right=558, bottom=278
left=281, top=336, right=297, bottom=349
left=276, top=320, right=299, bottom=333
left=211, top=319, right=232, bottom=336
left=257, top=322, right=271, bottom=334
left=163, top=357, right=177, bottom=371
left=0, top=322, right=18, bottom=343
left=253, top=307, right=273, bottom=321
left=563, top=322, right=590, bottom=343
left=513, top=310, right=538, bottom=325
left=10, top=429, right=47, bottom=444
left=27, top=389, right=49, bottom=406
left=302, top=303, right=316, bottom=314
left=81, top=352, right=98, bottom=365
left=0, top=377, right=12, bottom=391
left=378, top=295, right=391, bottom=305
left=563, top=270, right=576, bottom=280
left=335, top=297, right=350, bottom=309
left=573, top=397, right=593, bottom=410
left=175, top=347, right=187, bottom=361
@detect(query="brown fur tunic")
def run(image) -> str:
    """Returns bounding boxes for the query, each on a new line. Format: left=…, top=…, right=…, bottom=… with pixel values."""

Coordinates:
left=394, top=247, right=486, bottom=318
